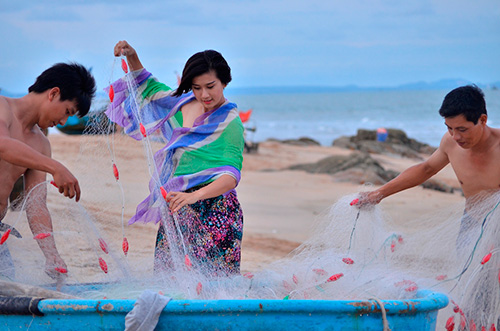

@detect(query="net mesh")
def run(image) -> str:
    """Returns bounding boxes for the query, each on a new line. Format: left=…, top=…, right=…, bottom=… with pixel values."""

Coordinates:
left=0, top=58, right=498, bottom=329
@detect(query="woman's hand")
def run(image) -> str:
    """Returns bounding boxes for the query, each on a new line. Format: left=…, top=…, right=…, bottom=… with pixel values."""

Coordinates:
left=166, top=191, right=202, bottom=213
left=113, top=40, right=143, bottom=71
left=114, top=40, right=136, bottom=57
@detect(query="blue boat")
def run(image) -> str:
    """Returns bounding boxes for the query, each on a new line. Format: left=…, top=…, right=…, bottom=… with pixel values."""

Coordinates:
left=0, top=288, right=448, bottom=330
left=56, top=114, right=89, bottom=135
left=56, top=109, right=115, bottom=135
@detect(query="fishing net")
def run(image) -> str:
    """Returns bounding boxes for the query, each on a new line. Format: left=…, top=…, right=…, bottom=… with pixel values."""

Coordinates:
left=0, top=57, right=498, bottom=330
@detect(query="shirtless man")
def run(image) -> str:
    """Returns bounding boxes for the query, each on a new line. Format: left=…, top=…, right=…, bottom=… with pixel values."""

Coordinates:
left=359, top=85, right=500, bottom=205
left=358, top=84, right=500, bottom=328
left=0, top=62, right=96, bottom=279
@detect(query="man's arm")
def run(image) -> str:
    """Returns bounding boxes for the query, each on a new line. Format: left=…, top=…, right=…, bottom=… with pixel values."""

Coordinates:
left=0, top=121, right=81, bottom=201
left=360, top=144, right=450, bottom=205
left=24, top=167, right=68, bottom=280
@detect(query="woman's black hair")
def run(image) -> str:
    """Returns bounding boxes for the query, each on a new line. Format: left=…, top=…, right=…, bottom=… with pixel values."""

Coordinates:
left=173, top=50, right=231, bottom=97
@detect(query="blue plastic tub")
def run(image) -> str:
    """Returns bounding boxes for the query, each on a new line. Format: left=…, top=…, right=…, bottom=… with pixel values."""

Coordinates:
left=0, top=289, right=448, bottom=330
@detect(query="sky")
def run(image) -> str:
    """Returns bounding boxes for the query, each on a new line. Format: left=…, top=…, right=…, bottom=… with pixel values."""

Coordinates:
left=0, top=0, right=499, bottom=94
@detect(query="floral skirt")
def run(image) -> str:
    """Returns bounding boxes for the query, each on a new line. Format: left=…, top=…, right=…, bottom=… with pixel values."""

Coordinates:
left=154, top=190, right=243, bottom=276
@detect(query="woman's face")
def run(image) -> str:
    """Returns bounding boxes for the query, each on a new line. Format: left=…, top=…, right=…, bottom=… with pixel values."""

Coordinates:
left=191, top=70, right=226, bottom=112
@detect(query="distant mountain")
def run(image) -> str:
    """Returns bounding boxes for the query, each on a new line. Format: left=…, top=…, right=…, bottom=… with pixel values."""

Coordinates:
left=394, top=78, right=474, bottom=90
left=227, top=79, right=500, bottom=95
left=2, top=79, right=499, bottom=97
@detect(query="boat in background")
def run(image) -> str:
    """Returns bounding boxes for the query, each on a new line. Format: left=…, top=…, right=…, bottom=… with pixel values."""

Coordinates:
left=56, top=109, right=115, bottom=135
left=56, top=115, right=89, bottom=135
left=57, top=108, right=255, bottom=137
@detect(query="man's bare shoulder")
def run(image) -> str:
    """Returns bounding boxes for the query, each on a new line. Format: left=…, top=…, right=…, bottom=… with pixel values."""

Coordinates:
left=0, top=96, right=14, bottom=123
left=490, top=127, right=500, bottom=142
left=435, top=132, right=455, bottom=154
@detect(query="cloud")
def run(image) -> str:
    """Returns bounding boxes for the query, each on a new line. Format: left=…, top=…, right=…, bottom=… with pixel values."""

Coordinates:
left=0, top=0, right=499, bottom=92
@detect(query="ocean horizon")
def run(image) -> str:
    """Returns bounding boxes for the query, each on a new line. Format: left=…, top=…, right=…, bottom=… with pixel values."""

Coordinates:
left=4, top=86, right=499, bottom=148
left=230, top=88, right=500, bottom=148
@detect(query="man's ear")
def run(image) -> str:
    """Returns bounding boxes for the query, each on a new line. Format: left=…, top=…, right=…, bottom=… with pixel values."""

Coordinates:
left=48, top=87, right=60, bottom=101
left=480, top=114, right=487, bottom=125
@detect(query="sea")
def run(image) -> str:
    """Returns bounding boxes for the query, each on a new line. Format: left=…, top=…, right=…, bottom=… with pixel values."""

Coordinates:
left=60, top=88, right=500, bottom=148
left=226, top=88, right=500, bottom=148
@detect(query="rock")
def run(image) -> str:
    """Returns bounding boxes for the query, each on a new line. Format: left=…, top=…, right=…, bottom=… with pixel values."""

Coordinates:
left=289, top=152, right=394, bottom=183
left=267, top=137, right=321, bottom=146
left=332, top=128, right=436, bottom=159
left=421, top=179, right=455, bottom=194
left=288, top=152, right=456, bottom=193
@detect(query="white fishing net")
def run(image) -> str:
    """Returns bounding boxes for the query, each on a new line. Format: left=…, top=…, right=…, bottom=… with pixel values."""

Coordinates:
left=0, top=58, right=498, bottom=330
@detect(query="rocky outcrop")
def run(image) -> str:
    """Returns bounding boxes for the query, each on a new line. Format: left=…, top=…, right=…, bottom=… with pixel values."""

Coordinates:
left=332, top=128, right=436, bottom=159
left=288, top=152, right=456, bottom=193
left=267, top=137, right=321, bottom=146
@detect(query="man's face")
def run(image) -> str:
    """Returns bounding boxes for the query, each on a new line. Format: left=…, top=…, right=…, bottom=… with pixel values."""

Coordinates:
left=444, top=114, right=486, bottom=149
left=40, top=89, right=78, bottom=129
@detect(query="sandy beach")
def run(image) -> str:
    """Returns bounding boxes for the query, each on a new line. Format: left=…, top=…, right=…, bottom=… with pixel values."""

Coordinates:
left=43, top=133, right=464, bottom=275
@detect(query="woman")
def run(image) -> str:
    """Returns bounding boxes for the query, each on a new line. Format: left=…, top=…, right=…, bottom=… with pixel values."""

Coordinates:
left=106, top=41, right=244, bottom=277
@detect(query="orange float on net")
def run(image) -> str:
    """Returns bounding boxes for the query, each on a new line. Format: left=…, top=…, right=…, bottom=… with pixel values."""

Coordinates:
left=99, top=257, right=108, bottom=273
left=313, top=268, right=326, bottom=276
left=445, top=316, right=455, bottom=331
left=470, top=319, right=476, bottom=331
left=0, top=229, right=11, bottom=245
left=55, top=267, right=68, bottom=274
left=113, top=164, right=119, bottom=181
left=459, top=314, right=466, bottom=331
left=33, top=232, right=51, bottom=240
left=292, top=274, right=298, bottom=284
left=121, top=58, right=128, bottom=73
left=327, top=273, right=344, bottom=282
left=139, top=123, right=146, bottom=137
left=160, top=187, right=168, bottom=200
left=50, top=181, right=58, bottom=188
left=243, top=272, right=254, bottom=279
left=122, top=237, right=129, bottom=256
left=405, top=285, right=418, bottom=292
left=481, top=252, right=492, bottom=265
left=342, top=257, right=354, bottom=265
left=196, top=282, right=202, bottom=295
left=350, top=198, right=359, bottom=206
left=98, top=238, right=109, bottom=254
left=109, top=85, right=115, bottom=103
left=184, top=254, right=192, bottom=269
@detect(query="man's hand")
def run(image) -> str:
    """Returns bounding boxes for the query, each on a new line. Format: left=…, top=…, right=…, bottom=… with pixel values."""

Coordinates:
left=351, top=191, right=383, bottom=209
left=45, top=254, right=68, bottom=290
left=51, top=164, right=81, bottom=202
